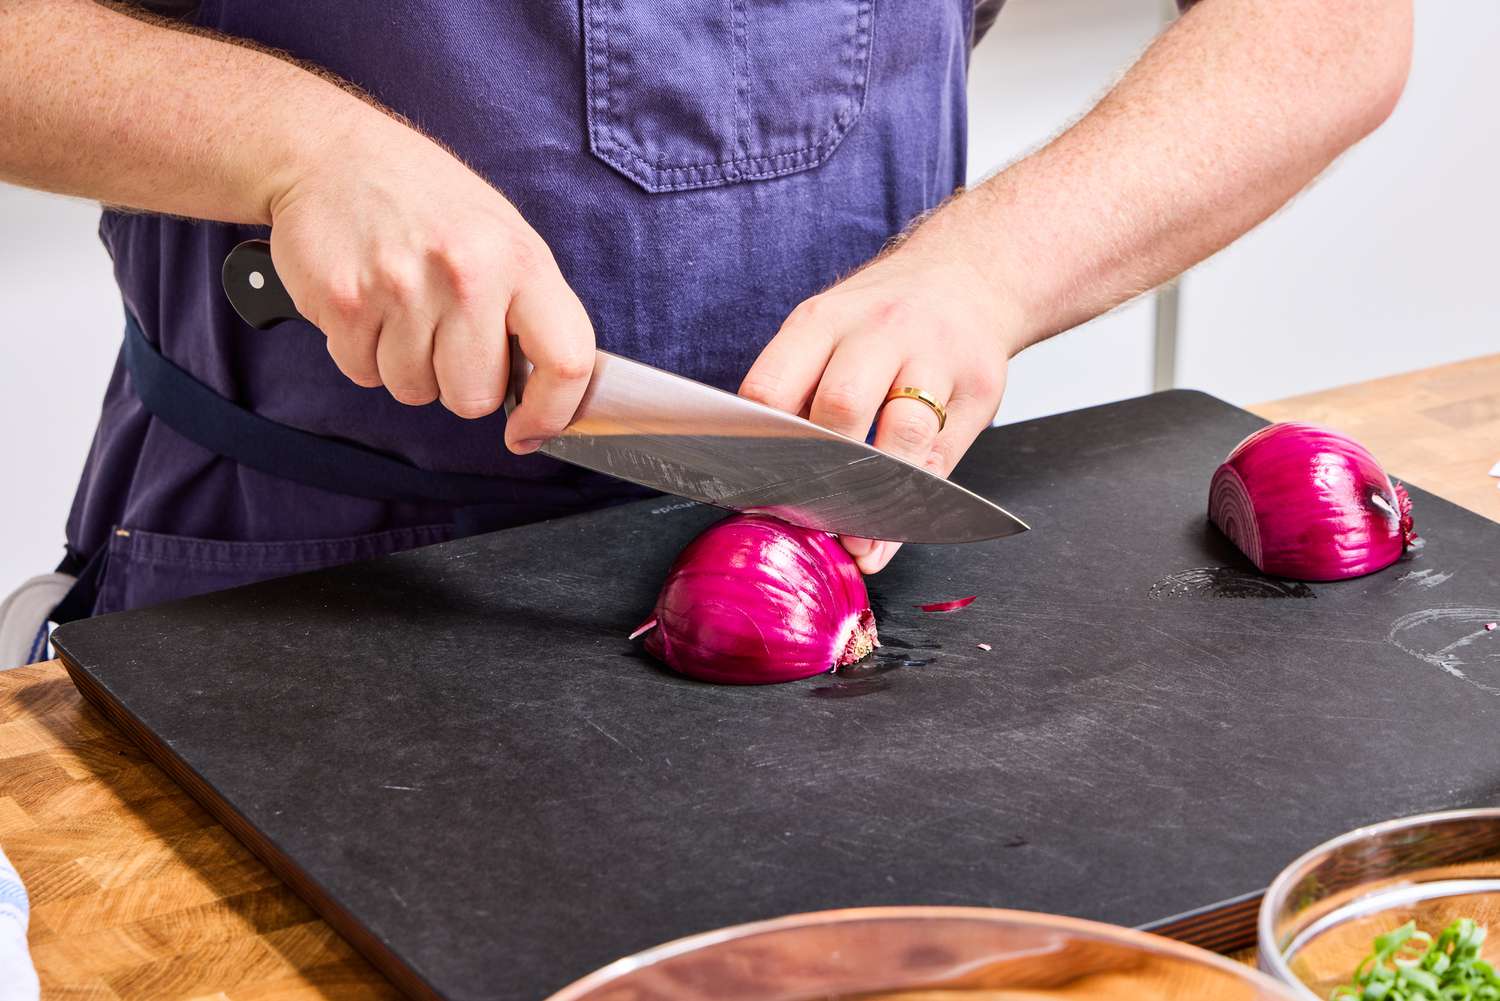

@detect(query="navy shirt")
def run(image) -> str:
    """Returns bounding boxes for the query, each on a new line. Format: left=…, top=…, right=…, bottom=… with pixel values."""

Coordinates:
left=67, top=0, right=979, bottom=614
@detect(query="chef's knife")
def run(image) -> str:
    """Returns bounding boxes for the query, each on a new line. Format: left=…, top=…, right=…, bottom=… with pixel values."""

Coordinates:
left=222, top=240, right=1028, bottom=543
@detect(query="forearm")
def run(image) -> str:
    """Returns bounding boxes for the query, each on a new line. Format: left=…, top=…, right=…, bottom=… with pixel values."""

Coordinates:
left=909, top=0, right=1413, bottom=354
left=0, top=0, right=392, bottom=225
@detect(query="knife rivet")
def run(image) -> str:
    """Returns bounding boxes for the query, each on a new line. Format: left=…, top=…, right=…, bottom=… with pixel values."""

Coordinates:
left=248, top=271, right=265, bottom=290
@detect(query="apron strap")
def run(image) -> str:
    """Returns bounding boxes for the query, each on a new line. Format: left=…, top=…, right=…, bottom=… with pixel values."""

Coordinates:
left=50, top=548, right=104, bottom=626
left=121, top=313, right=607, bottom=509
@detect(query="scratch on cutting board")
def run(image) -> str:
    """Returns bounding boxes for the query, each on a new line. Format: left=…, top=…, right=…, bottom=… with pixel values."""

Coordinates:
left=585, top=717, right=646, bottom=764
left=382, top=784, right=419, bottom=792
left=1388, top=606, right=1500, bottom=694
left=1395, top=568, right=1454, bottom=589
left=389, top=886, right=408, bottom=909
left=586, top=718, right=624, bottom=747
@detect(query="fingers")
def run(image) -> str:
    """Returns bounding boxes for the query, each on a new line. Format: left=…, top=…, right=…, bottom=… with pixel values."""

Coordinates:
left=872, top=369, right=953, bottom=471
left=273, top=241, right=383, bottom=389
left=375, top=303, right=440, bottom=406
left=432, top=284, right=509, bottom=419
left=849, top=365, right=955, bottom=574
left=808, top=338, right=904, bottom=442
left=815, top=339, right=902, bottom=570
left=502, top=260, right=596, bottom=453
left=739, top=301, right=836, bottom=415
left=926, top=372, right=1006, bottom=479
left=859, top=391, right=1002, bottom=575
left=294, top=242, right=543, bottom=423
left=321, top=312, right=382, bottom=389
left=271, top=205, right=553, bottom=421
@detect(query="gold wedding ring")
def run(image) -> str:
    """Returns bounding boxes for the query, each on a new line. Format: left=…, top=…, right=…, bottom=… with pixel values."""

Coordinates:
left=884, top=386, right=947, bottom=432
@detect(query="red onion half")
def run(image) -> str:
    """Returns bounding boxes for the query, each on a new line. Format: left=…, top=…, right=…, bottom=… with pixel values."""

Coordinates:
left=1208, top=422, right=1418, bottom=582
left=638, top=514, right=879, bottom=685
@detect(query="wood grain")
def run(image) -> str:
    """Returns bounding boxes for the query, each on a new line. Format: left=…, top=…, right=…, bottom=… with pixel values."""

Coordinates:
left=0, top=666, right=399, bottom=999
left=2, top=354, right=1495, bottom=999
left=1252, top=353, right=1500, bottom=523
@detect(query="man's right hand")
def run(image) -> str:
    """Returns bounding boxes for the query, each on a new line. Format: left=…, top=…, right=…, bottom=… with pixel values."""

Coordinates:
left=0, top=1, right=590, bottom=453
left=264, top=113, right=593, bottom=453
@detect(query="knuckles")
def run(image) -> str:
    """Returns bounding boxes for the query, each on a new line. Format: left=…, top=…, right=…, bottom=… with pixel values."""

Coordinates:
left=429, top=236, right=497, bottom=305
left=318, top=273, right=370, bottom=326
left=374, top=257, right=423, bottom=307
left=867, top=297, right=915, bottom=330
left=738, top=373, right=786, bottom=408
left=966, top=364, right=1007, bottom=403
left=787, top=296, right=825, bottom=327
left=926, top=437, right=959, bottom=475
left=547, top=347, right=594, bottom=385
left=814, top=382, right=866, bottom=427
left=314, top=231, right=527, bottom=321
left=885, top=407, right=938, bottom=451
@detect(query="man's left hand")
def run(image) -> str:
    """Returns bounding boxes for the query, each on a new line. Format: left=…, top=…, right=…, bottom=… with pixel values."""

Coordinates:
left=739, top=239, right=1016, bottom=574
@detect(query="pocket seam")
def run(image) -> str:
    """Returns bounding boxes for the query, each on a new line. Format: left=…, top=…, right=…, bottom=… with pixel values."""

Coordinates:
left=586, top=0, right=875, bottom=192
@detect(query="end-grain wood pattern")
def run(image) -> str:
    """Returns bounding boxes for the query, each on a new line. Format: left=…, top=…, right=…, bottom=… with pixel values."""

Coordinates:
left=0, top=665, right=398, bottom=999
left=1, top=354, right=1495, bottom=998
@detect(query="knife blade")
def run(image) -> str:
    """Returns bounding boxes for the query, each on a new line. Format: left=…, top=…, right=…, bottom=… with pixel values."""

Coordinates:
left=222, top=239, right=1028, bottom=543
left=507, top=349, right=1026, bottom=543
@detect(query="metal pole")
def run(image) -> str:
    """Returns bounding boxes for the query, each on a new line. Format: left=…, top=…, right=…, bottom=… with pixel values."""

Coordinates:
left=1151, top=0, right=1183, bottom=392
left=1152, top=279, right=1181, bottom=392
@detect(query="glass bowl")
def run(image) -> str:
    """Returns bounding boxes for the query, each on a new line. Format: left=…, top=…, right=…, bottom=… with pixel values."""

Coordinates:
left=1259, top=808, right=1500, bottom=1000
left=547, top=905, right=1301, bottom=1000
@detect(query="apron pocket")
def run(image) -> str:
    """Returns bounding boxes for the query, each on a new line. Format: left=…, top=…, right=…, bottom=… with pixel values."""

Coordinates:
left=582, top=0, right=874, bottom=192
left=92, top=524, right=452, bottom=616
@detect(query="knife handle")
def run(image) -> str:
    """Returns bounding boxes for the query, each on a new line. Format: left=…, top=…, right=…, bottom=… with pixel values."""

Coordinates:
left=222, top=240, right=304, bottom=329
left=222, top=239, right=535, bottom=414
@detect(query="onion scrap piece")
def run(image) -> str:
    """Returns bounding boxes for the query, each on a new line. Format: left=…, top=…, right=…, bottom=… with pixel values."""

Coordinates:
left=917, top=595, right=976, bottom=613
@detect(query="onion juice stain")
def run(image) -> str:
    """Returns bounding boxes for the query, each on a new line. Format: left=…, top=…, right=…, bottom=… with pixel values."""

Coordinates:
left=810, top=676, right=893, bottom=698
left=807, top=644, right=936, bottom=698
left=1149, top=567, right=1315, bottom=600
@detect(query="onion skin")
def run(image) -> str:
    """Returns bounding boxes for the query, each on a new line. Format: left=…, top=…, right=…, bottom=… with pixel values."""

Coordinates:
left=1208, top=422, right=1418, bottom=582
left=643, top=514, right=879, bottom=685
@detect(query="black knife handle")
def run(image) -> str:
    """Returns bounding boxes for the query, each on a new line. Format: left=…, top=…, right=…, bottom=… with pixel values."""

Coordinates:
left=222, top=240, right=304, bottom=329
left=222, top=238, right=533, bottom=413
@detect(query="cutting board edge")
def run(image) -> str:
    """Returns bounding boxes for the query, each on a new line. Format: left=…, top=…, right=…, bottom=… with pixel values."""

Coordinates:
left=57, top=648, right=438, bottom=1001
left=1136, top=886, right=1264, bottom=955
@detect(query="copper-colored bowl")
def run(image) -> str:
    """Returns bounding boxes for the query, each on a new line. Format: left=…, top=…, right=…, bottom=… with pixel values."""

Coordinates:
left=547, top=906, right=1300, bottom=1001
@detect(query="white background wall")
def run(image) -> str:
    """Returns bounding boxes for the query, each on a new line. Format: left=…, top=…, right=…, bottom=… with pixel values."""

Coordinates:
left=1, top=0, right=1496, bottom=594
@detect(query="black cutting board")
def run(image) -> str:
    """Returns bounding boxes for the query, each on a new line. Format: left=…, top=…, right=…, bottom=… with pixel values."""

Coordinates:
left=54, top=390, right=1500, bottom=1000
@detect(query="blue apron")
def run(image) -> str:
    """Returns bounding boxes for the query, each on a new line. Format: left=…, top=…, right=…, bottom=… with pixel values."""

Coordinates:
left=59, top=0, right=981, bottom=619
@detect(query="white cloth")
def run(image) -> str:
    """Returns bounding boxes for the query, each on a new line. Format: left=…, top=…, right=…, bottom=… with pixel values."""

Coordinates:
left=0, top=844, right=38, bottom=1001
left=0, top=574, right=73, bottom=670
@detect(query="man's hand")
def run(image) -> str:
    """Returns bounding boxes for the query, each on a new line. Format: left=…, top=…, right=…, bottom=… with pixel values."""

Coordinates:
left=268, top=114, right=591, bottom=451
left=740, top=233, right=1017, bottom=575
left=746, top=0, right=1410, bottom=575
left=0, top=0, right=591, bottom=454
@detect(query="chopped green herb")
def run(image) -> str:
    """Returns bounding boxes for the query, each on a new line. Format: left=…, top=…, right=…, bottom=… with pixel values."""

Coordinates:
left=1331, top=919, right=1500, bottom=1000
